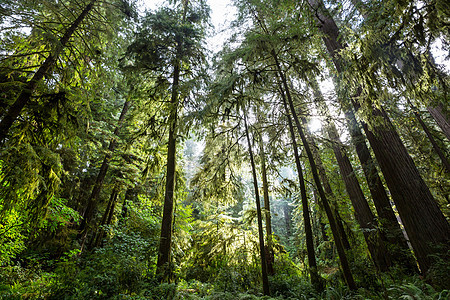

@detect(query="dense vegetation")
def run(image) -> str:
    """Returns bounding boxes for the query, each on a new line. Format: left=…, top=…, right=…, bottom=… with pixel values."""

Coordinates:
left=0, top=0, right=449, bottom=299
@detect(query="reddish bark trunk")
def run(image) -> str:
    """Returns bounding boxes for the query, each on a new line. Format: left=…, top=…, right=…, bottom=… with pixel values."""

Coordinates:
left=327, top=123, right=392, bottom=271
left=274, top=63, right=356, bottom=289
left=307, top=0, right=450, bottom=273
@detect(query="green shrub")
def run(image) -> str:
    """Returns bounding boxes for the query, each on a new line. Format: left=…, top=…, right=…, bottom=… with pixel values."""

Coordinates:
left=48, top=229, right=153, bottom=299
left=387, top=279, right=449, bottom=300
left=426, top=250, right=450, bottom=290
left=268, top=273, right=315, bottom=299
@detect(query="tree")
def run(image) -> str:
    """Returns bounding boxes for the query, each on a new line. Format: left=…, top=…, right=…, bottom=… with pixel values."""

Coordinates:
left=276, top=65, right=356, bottom=290
left=244, top=110, right=270, bottom=296
left=0, top=0, right=94, bottom=141
left=312, top=82, right=393, bottom=271
left=280, top=91, right=324, bottom=291
left=78, top=100, right=132, bottom=243
left=125, top=0, right=209, bottom=281
left=255, top=107, right=275, bottom=275
left=306, top=0, right=450, bottom=274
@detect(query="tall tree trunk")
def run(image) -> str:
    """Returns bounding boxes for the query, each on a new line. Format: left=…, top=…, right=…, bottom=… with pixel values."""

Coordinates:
left=156, top=0, right=189, bottom=282
left=274, top=66, right=356, bottom=289
left=244, top=113, right=270, bottom=296
left=343, top=106, right=417, bottom=271
left=252, top=10, right=353, bottom=285
left=307, top=0, right=450, bottom=273
left=427, top=105, right=450, bottom=141
left=326, top=122, right=392, bottom=271
left=361, top=109, right=450, bottom=272
left=78, top=100, right=131, bottom=237
left=0, top=0, right=96, bottom=141
left=258, top=136, right=275, bottom=275
left=92, top=186, right=119, bottom=248
left=311, top=82, right=392, bottom=271
left=412, top=107, right=450, bottom=173
left=156, top=63, right=180, bottom=282
left=307, top=127, right=352, bottom=250
left=281, top=94, right=324, bottom=291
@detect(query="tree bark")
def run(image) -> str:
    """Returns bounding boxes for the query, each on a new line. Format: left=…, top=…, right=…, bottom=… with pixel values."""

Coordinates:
left=156, top=0, right=189, bottom=282
left=411, top=106, right=450, bottom=173
left=258, top=136, right=275, bottom=275
left=0, top=0, right=96, bottom=141
left=244, top=113, right=270, bottom=296
left=307, top=128, right=352, bottom=250
left=274, top=64, right=356, bottom=289
left=427, top=105, right=450, bottom=141
left=326, top=122, right=392, bottom=271
left=307, top=0, right=450, bottom=274
left=342, top=106, right=417, bottom=272
left=311, top=82, right=392, bottom=271
left=281, top=95, right=324, bottom=291
left=156, top=64, right=180, bottom=282
left=361, top=109, right=450, bottom=273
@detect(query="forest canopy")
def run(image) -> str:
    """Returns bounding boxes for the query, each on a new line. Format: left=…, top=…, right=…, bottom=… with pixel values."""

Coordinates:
left=0, top=0, right=449, bottom=299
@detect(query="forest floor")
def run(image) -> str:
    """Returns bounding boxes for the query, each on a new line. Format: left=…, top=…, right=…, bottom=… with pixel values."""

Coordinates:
left=1, top=261, right=449, bottom=300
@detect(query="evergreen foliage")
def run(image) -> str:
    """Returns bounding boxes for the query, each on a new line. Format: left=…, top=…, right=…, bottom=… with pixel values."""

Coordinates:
left=0, top=0, right=449, bottom=298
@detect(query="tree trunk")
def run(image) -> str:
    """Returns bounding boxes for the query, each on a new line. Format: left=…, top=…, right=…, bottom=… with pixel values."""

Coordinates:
left=282, top=96, right=324, bottom=291
left=307, top=0, right=450, bottom=274
left=307, top=128, right=352, bottom=250
left=156, top=1, right=189, bottom=281
left=156, top=65, right=180, bottom=282
left=311, top=82, right=392, bottom=271
left=326, top=122, right=392, bottom=271
left=78, top=100, right=131, bottom=237
left=274, top=64, right=356, bottom=289
left=244, top=113, right=270, bottom=296
left=92, top=187, right=119, bottom=248
left=342, top=105, right=417, bottom=272
left=0, top=0, right=96, bottom=141
left=427, top=105, right=450, bottom=141
left=258, top=136, right=275, bottom=275
left=361, top=109, right=450, bottom=273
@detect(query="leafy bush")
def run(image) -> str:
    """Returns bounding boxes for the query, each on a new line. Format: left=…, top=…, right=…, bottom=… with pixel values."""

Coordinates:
left=426, top=250, right=450, bottom=290
left=268, top=273, right=315, bottom=299
left=0, top=264, right=55, bottom=299
left=0, top=210, right=27, bottom=266
left=213, top=265, right=260, bottom=294
left=49, top=229, right=153, bottom=299
left=387, top=279, right=449, bottom=300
